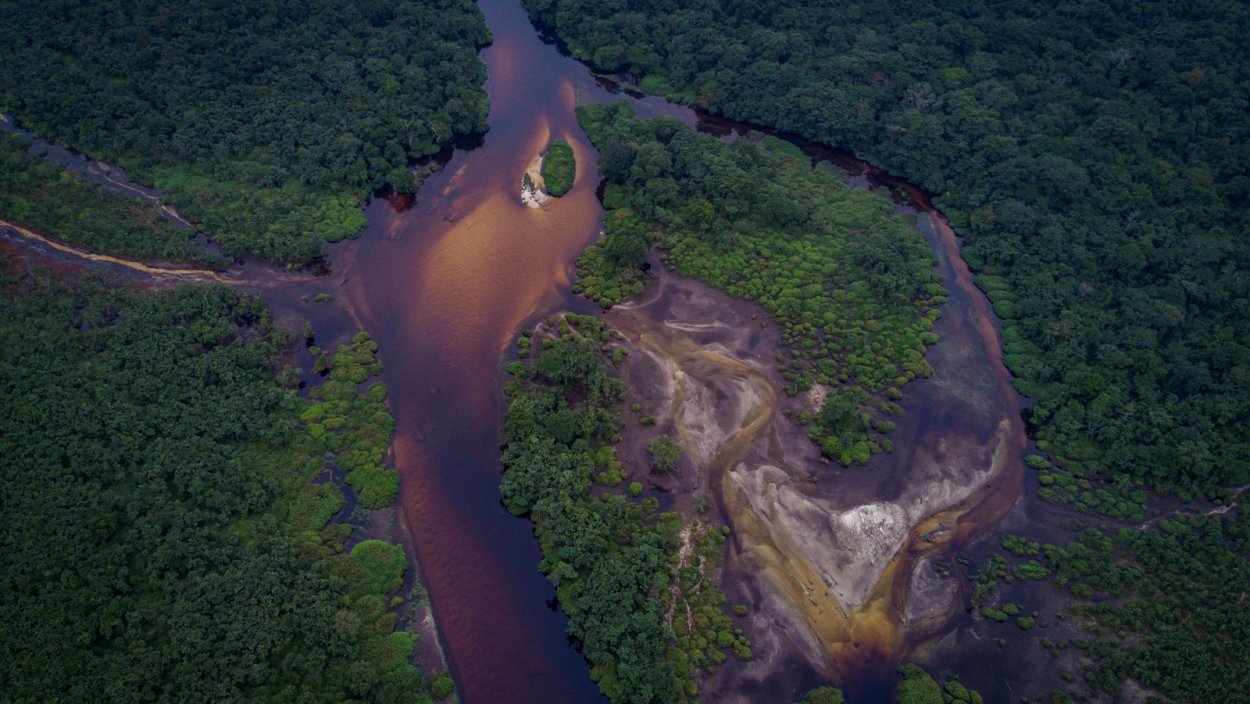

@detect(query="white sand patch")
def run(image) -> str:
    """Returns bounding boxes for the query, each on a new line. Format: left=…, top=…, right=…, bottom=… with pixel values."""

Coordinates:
left=741, top=465, right=909, bottom=613
left=665, top=320, right=730, bottom=332
left=674, top=373, right=758, bottom=467
left=806, top=383, right=831, bottom=413
left=520, top=153, right=551, bottom=208
left=727, top=417, right=1014, bottom=618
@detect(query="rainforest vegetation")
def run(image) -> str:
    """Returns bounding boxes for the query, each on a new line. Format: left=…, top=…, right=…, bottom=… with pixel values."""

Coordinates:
left=542, top=138, right=577, bottom=196
left=971, top=503, right=1250, bottom=702
left=895, top=664, right=983, bottom=704
left=528, top=0, right=1250, bottom=493
left=531, top=4, right=1250, bottom=698
left=0, top=134, right=222, bottom=266
left=502, top=313, right=748, bottom=703
left=303, top=333, right=400, bottom=510
left=0, top=0, right=490, bottom=264
left=0, top=269, right=446, bottom=703
left=575, top=103, right=944, bottom=464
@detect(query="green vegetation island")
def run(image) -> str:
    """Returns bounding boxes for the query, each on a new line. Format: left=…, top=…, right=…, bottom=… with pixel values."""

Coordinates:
left=541, top=138, right=577, bottom=196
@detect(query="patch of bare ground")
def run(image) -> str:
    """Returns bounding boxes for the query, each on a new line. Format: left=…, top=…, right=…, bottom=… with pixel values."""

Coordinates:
left=667, top=524, right=699, bottom=632
left=520, top=153, right=551, bottom=208
left=594, top=259, right=1021, bottom=696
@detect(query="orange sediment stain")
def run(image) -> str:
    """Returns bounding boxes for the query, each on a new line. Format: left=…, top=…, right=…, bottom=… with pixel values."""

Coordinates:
left=0, top=218, right=226, bottom=282
left=601, top=190, right=1028, bottom=682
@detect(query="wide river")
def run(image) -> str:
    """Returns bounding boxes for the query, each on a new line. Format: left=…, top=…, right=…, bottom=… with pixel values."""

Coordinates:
left=0, top=0, right=1034, bottom=699
left=318, top=0, right=1033, bottom=701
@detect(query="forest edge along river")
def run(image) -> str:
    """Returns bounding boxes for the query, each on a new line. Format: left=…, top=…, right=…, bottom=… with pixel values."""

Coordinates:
left=1, top=1, right=1029, bottom=701
left=336, top=0, right=1028, bottom=699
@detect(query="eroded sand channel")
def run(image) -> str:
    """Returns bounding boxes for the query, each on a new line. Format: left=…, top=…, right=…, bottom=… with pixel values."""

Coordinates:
left=600, top=230, right=1023, bottom=698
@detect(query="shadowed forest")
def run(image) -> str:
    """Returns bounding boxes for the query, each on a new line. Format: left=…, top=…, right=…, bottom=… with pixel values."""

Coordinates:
left=0, top=0, right=490, bottom=264
left=0, top=273, right=450, bottom=703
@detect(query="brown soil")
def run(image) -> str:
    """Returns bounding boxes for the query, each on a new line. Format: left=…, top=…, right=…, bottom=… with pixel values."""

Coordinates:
left=594, top=259, right=1019, bottom=698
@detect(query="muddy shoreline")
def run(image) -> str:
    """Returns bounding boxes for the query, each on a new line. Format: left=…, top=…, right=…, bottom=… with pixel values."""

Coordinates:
left=595, top=241, right=1023, bottom=700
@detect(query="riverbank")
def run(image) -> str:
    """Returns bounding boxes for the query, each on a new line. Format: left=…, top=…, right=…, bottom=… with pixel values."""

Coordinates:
left=0, top=172, right=461, bottom=704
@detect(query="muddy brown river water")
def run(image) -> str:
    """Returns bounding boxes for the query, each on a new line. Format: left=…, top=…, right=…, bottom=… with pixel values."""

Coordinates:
left=1, top=1, right=1037, bottom=700
left=324, top=0, right=1030, bottom=692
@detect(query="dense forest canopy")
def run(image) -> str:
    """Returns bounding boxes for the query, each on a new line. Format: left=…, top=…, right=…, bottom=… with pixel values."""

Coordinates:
left=528, top=0, right=1250, bottom=492
left=0, top=0, right=490, bottom=264
left=0, top=134, right=221, bottom=265
left=0, top=271, right=443, bottom=703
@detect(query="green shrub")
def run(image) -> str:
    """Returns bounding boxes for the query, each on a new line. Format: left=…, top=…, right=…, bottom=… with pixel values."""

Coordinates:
left=542, top=138, right=576, bottom=196
left=896, top=663, right=943, bottom=704
left=351, top=540, right=407, bottom=595
left=430, top=673, right=455, bottom=700
left=648, top=434, right=682, bottom=470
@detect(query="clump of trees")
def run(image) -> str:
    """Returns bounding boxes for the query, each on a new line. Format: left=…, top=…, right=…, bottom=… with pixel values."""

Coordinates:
left=648, top=433, right=682, bottom=471
left=1026, top=452, right=1149, bottom=522
left=0, top=269, right=447, bottom=703
left=575, top=103, right=944, bottom=464
left=0, top=0, right=492, bottom=264
left=896, top=664, right=983, bottom=704
left=542, top=138, right=576, bottom=196
left=501, top=313, right=747, bottom=702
